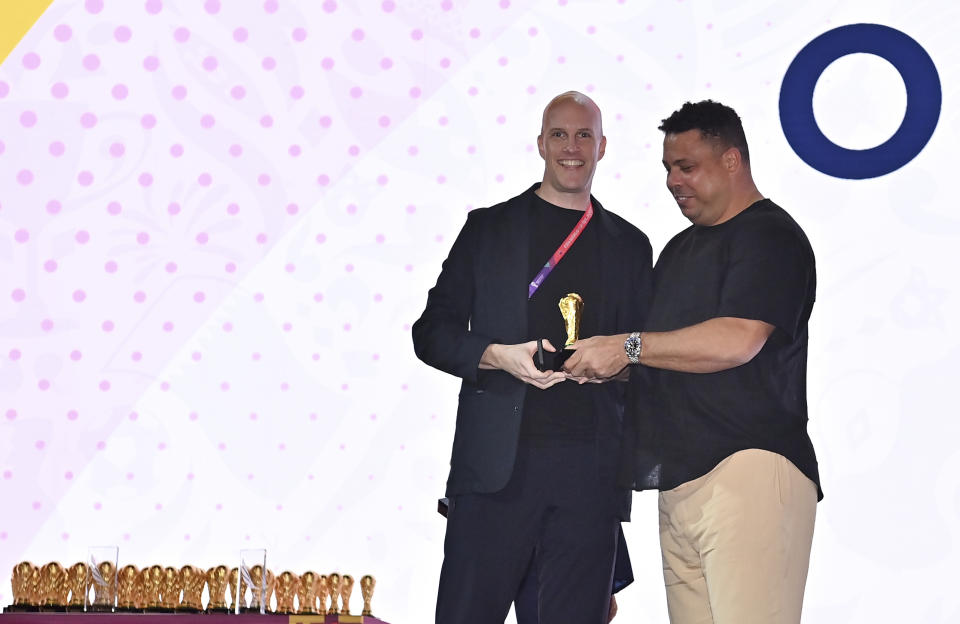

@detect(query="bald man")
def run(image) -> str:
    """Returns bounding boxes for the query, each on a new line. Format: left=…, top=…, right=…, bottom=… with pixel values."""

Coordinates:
left=413, top=92, right=653, bottom=624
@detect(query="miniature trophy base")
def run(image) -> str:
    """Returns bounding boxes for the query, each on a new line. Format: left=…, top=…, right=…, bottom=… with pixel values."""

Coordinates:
left=535, top=340, right=575, bottom=372
left=86, top=605, right=114, bottom=613
left=552, top=348, right=575, bottom=370
left=3, top=606, right=38, bottom=613
left=114, top=606, right=140, bottom=613
left=206, top=607, right=231, bottom=614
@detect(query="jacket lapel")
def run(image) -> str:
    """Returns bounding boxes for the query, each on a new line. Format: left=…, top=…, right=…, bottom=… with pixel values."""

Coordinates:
left=495, top=190, right=531, bottom=343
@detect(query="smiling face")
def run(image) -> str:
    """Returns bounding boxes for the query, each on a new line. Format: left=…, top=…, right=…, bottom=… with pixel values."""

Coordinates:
left=537, top=95, right=606, bottom=209
left=662, top=129, right=740, bottom=226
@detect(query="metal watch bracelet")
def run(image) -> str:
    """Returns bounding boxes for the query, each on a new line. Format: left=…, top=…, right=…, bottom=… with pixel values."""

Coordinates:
left=624, top=331, right=642, bottom=364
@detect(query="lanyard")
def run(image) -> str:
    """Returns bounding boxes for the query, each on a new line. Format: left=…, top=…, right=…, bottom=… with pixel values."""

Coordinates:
left=527, top=202, right=594, bottom=299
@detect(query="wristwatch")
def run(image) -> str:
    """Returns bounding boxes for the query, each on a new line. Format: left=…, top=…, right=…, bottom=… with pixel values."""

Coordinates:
left=624, top=332, right=643, bottom=364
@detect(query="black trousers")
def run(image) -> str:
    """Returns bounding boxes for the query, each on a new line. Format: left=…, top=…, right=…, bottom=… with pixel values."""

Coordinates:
left=436, top=441, right=620, bottom=624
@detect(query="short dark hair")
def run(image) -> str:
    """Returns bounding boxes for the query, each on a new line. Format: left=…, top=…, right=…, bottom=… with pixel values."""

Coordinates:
left=659, top=100, right=750, bottom=164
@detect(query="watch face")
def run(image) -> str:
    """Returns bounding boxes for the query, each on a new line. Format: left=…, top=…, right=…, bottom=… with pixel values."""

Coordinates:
left=625, top=335, right=641, bottom=362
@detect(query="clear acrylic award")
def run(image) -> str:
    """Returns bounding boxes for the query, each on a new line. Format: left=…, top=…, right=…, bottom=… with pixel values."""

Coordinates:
left=236, top=549, right=267, bottom=614
left=84, top=546, right=118, bottom=613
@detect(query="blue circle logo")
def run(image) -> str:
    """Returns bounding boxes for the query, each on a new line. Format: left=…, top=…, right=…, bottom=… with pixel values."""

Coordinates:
left=779, top=23, right=941, bottom=180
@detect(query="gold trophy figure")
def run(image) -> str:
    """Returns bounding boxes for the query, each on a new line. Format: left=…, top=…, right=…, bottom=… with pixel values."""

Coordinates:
left=66, top=562, right=87, bottom=610
left=179, top=566, right=206, bottom=612
left=273, top=571, right=297, bottom=614
left=326, top=573, right=341, bottom=615
left=247, top=565, right=275, bottom=612
left=159, top=566, right=181, bottom=611
left=559, top=293, right=584, bottom=345
left=137, top=568, right=149, bottom=610
left=538, top=294, right=585, bottom=371
left=143, top=565, right=164, bottom=611
left=228, top=567, right=248, bottom=612
left=54, top=565, right=71, bottom=609
left=360, top=575, right=376, bottom=617
left=265, top=569, right=276, bottom=612
left=133, top=568, right=146, bottom=610
left=116, top=565, right=139, bottom=611
left=248, top=565, right=263, bottom=611
left=28, top=562, right=41, bottom=610
left=40, top=562, right=66, bottom=610
left=296, top=571, right=320, bottom=614
left=206, top=565, right=229, bottom=612
left=316, top=574, right=329, bottom=616
left=247, top=565, right=263, bottom=611
left=340, top=574, right=354, bottom=616
left=10, top=561, right=39, bottom=611
left=90, top=560, right=117, bottom=611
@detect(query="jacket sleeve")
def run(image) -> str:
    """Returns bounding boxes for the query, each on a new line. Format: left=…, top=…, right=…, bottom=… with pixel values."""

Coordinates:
left=412, top=211, right=493, bottom=384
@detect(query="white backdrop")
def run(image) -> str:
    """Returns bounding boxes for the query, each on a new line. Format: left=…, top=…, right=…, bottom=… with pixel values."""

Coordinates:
left=1, top=1, right=957, bottom=622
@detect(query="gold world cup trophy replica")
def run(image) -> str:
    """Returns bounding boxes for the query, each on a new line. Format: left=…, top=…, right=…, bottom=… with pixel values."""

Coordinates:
left=296, top=571, right=320, bottom=615
left=326, top=573, right=341, bottom=615
left=115, top=565, right=140, bottom=612
left=227, top=567, right=247, bottom=613
left=7, top=561, right=40, bottom=612
left=273, top=571, right=298, bottom=614
left=158, top=566, right=181, bottom=612
left=206, top=565, right=230, bottom=613
left=179, top=566, right=206, bottom=613
left=246, top=565, right=275, bottom=613
left=142, top=565, right=164, bottom=612
left=537, top=293, right=584, bottom=371
left=66, top=563, right=88, bottom=611
left=316, top=574, right=330, bottom=616
left=88, top=560, right=117, bottom=612
left=339, top=574, right=354, bottom=616
left=360, top=575, right=376, bottom=617
left=39, top=562, right=67, bottom=611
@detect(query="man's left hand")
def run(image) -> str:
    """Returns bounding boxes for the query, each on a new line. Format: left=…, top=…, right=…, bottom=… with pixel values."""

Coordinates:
left=562, top=334, right=630, bottom=379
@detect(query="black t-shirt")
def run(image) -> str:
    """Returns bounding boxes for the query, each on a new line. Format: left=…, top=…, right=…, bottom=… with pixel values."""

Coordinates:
left=644, top=199, right=822, bottom=498
left=520, top=193, right=601, bottom=441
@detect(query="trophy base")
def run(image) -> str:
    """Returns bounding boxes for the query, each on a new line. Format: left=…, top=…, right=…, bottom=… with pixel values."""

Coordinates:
left=206, top=607, right=231, bottom=614
left=535, top=341, right=575, bottom=372
left=86, top=605, right=114, bottom=613
left=3, top=606, right=39, bottom=614
left=38, top=606, right=67, bottom=613
left=114, top=606, right=141, bottom=613
left=239, top=607, right=269, bottom=614
left=553, top=348, right=575, bottom=370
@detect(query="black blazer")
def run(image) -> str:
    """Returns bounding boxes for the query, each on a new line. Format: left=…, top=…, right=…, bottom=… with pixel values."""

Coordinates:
left=412, top=185, right=653, bottom=518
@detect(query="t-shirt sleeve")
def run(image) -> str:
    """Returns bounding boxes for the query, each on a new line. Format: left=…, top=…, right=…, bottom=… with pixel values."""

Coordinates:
left=715, top=221, right=814, bottom=339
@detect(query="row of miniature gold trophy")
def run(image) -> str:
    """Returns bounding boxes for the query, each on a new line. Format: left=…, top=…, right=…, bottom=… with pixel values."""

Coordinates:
left=8, top=560, right=376, bottom=616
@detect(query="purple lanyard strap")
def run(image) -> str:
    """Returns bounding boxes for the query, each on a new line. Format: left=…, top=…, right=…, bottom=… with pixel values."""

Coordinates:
left=527, top=202, right=594, bottom=299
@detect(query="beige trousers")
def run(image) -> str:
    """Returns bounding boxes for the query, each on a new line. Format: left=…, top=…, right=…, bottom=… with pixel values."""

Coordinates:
left=658, top=449, right=817, bottom=624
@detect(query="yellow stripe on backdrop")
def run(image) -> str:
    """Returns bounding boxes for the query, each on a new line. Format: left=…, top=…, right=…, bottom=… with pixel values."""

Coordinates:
left=0, top=0, right=55, bottom=66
